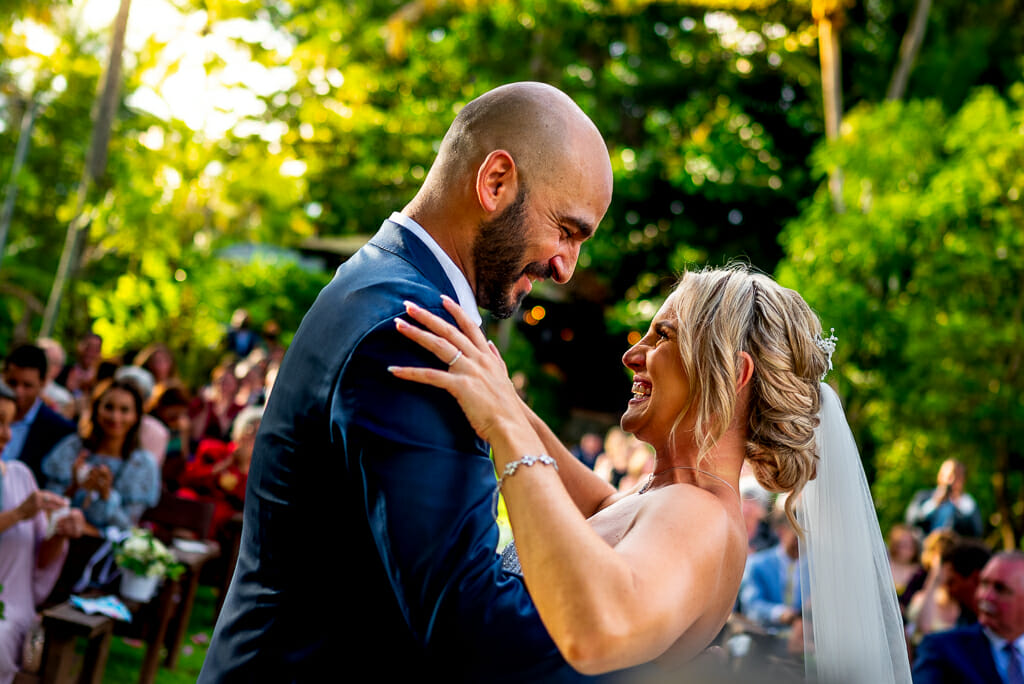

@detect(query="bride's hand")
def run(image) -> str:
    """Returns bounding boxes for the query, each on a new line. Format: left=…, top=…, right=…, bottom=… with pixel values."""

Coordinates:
left=389, top=295, right=525, bottom=443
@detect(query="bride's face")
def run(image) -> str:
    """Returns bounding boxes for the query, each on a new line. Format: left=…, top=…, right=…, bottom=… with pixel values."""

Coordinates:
left=619, top=293, right=692, bottom=447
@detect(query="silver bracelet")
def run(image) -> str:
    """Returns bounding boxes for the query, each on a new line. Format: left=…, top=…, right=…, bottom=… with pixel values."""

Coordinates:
left=492, top=454, right=558, bottom=519
left=497, top=454, right=558, bottom=490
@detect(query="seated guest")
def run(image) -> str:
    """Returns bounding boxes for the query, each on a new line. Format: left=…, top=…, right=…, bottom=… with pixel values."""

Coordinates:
left=147, top=382, right=193, bottom=492
left=189, top=362, right=242, bottom=444
left=177, top=406, right=262, bottom=543
left=232, top=352, right=267, bottom=408
left=114, top=365, right=169, bottom=467
left=906, top=458, right=983, bottom=538
left=912, top=551, right=1024, bottom=684
left=616, top=440, right=655, bottom=492
left=739, top=472, right=777, bottom=555
left=570, top=431, right=604, bottom=469
left=907, top=536, right=991, bottom=644
left=133, top=342, right=178, bottom=390
left=55, top=332, right=103, bottom=419
left=41, top=378, right=160, bottom=531
left=739, top=506, right=803, bottom=637
left=36, top=338, right=75, bottom=420
left=888, top=523, right=924, bottom=602
left=903, top=528, right=956, bottom=615
left=0, top=379, right=86, bottom=684
left=941, top=539, right=993, bottom=626
left=592, top=425, right=631, bottom=489
left=1, top=345, right=77, bottom=485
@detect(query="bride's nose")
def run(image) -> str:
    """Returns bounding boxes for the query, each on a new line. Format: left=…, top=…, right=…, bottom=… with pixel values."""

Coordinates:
left=622, top=341, right=644, bottom=371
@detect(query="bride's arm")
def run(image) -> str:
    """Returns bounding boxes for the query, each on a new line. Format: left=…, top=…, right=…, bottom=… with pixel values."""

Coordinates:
left=515, top=398, right=619, bottom=517
left=389, top=297, right=731, bottom=673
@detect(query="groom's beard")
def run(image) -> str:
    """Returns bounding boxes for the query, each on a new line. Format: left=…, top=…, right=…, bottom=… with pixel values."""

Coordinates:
left=472, top=186, right=551, bottom=319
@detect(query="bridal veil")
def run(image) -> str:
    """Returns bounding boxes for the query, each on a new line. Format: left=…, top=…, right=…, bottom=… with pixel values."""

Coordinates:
left=795, top=383, right=912, bottom=684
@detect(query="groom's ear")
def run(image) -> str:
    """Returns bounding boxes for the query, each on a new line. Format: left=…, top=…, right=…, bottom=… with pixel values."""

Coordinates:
left=736, top=351, right=754, bottom=391
left=475, top=150, right=518, bottom=213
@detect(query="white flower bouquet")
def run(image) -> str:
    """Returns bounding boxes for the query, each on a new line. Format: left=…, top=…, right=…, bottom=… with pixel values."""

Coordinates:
left=114, top=527, right=185, bottom=581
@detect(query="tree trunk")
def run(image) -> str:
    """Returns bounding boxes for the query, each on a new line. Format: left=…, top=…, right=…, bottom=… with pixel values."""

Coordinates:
left=815, top=2, right=845, bottom=213
left=992, top=276, right=1024, bottom=549
left=0, top=98, right=41, bottom=272
left=40, top=0, right=132, bottom=338
left=887, top=0, right=932, bottom=101
left=991, top=445, right=1019, bottom=551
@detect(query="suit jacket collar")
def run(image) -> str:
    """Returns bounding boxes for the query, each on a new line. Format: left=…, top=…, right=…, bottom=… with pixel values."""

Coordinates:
left=371, top=219, right=460, bottom=303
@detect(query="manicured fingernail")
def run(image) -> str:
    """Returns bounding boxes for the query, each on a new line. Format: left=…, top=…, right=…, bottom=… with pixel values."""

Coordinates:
left=441, top=294, right=454, bottom=304
left=387, top=366, right=397, bottom=373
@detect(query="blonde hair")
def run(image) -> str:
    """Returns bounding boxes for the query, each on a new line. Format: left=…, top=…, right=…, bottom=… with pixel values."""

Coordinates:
left=669, top=264, right=829, bottom=530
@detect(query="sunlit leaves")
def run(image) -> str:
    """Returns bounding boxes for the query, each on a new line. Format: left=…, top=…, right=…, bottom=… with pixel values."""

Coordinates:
left=777, top=86, right=1024, bottom=536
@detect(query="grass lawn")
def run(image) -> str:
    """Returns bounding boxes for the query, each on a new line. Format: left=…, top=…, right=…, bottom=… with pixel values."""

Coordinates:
left=100, top=585, right=217, bottom=683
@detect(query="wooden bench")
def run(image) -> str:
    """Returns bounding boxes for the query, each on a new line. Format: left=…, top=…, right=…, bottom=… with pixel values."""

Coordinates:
left=36, top=602, right=113, bottom=684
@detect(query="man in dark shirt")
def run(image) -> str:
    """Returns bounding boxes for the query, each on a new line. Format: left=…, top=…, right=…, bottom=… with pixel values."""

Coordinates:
left=2, top=344, right=77, bottom=485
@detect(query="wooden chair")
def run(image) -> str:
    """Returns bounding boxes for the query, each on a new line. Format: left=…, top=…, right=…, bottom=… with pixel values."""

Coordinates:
left=140, top=492, right=215, bottom=545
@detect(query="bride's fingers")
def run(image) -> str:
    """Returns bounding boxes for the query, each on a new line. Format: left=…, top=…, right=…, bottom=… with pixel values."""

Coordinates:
left=440, top=295, right=489, bottom=348
left=394, top=317, right=460, bottom=366
left=387, top=363, right=450, bottom=390
left=402, top=300, right=479, bottom=352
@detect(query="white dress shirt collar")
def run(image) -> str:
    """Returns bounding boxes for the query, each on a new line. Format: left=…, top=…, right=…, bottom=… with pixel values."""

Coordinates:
left=389, top=212, right=482, bottom=327
left=983, top=627, right=1024, bottom=683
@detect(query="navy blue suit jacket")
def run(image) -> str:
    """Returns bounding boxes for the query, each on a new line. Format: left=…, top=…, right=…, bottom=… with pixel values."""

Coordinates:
left=911, top=624, right=1002, bottom=684
left=200, top=221, right=597, bottom=682
left=17, top=403, right=76, bottom=487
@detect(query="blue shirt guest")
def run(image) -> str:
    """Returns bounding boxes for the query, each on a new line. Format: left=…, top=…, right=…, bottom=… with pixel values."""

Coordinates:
left=912, top=551, right=1024, bottom=684
left=42, top=378, right=160, bottom=530
left=1, top=345, right=77, bottom=485
left=199, top=82, right=614, bottom=683
left=739, top=506, right=803, bottom=631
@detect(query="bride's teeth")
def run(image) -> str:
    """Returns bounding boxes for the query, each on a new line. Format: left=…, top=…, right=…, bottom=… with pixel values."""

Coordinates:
left=631, top=381, right=650, bottom=398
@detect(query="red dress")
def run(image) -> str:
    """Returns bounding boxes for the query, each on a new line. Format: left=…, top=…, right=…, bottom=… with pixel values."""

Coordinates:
left=176, top=438, right=248, bottom=540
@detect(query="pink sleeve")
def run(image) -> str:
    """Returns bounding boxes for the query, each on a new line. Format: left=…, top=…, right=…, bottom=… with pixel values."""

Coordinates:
left=139, top=416, right=170, bottom=467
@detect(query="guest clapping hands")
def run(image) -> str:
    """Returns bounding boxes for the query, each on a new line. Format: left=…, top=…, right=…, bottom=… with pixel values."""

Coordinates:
left=41, top=378, right=160, bottom=531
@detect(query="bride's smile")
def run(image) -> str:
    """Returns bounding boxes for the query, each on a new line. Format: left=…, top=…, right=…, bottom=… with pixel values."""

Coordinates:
left=620, top=294, right=692, bottom=449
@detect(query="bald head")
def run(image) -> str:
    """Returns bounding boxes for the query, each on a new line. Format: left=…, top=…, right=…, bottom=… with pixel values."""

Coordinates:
left=421, top=82, right=608, bottom=203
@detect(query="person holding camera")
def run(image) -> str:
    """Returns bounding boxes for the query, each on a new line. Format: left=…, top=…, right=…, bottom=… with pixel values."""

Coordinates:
left=905, top=458, right=983, bottom=539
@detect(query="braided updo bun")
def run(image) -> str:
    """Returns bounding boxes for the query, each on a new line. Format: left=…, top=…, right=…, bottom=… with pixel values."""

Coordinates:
left=669, top=265, right=830, bottom=531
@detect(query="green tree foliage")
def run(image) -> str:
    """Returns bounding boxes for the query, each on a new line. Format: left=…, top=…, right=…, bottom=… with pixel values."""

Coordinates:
left=1, top=1, right=1023, bottom=542
left=777, top=85, right=1024, bottom=546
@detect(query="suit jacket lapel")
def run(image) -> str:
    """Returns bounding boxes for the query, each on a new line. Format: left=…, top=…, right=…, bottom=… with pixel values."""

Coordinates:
left=965, top=626, right=1002, bottom=684
left=371, top=219, right=460, bottom=302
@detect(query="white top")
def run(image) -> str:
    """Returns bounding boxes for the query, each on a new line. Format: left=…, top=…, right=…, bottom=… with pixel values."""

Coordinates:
left=389, top=212, right=482, bottom=327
